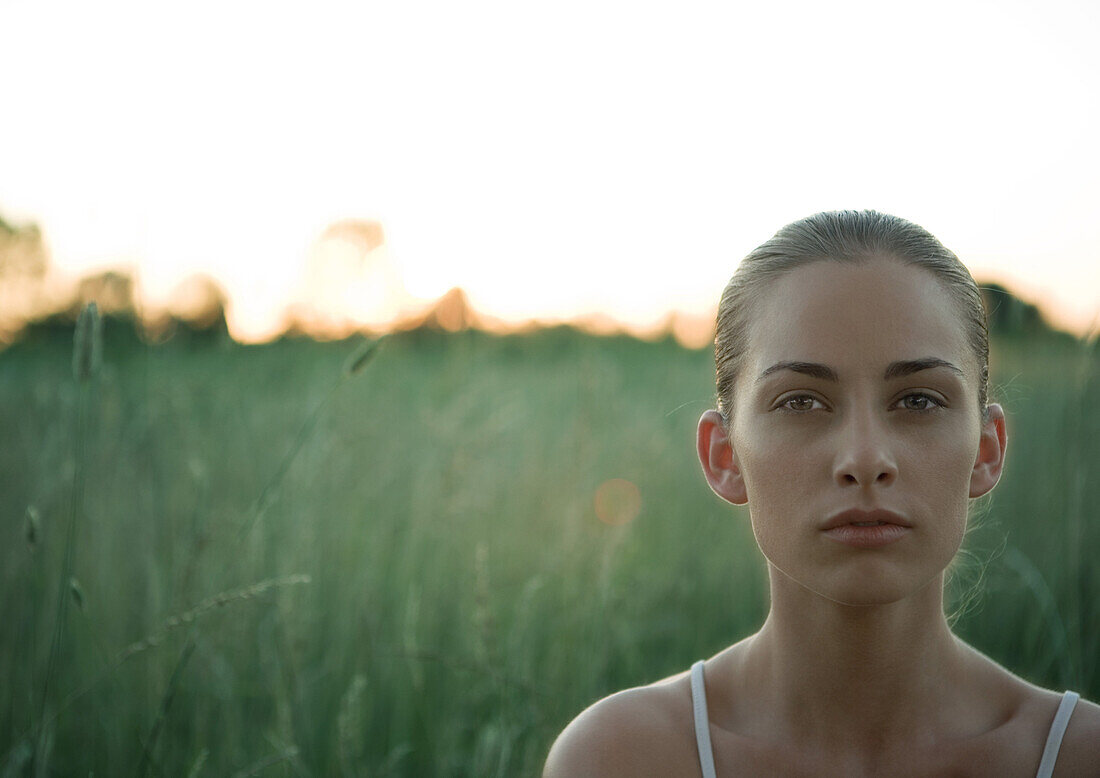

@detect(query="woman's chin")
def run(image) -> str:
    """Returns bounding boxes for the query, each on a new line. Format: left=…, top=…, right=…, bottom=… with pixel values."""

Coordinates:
left=815, top=584, right=914, bottom=607
left=772, top=560, right=940, bottom=608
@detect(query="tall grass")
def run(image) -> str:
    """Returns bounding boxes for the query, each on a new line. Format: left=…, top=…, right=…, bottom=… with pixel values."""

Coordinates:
left=35, top=303, right=100, bottom=769
left=0, top=322, right=1096, bottom=775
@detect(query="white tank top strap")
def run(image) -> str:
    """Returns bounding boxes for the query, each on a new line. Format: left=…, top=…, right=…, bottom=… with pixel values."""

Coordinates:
left=1035, top=690, right=1079, bottom=778
left=690, top=660, right=718, bottom=778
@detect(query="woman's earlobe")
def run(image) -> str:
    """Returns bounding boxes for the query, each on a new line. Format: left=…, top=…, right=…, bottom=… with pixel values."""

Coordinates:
left=697, top=410, right=749, bottom=505
left=970, top=403, right=1007, bottom=498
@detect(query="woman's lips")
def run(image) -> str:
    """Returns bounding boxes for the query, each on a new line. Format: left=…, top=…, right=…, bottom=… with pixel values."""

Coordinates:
left=822, top=523, right=910, bottom=548
left=821, top=508, right=912, bottom=548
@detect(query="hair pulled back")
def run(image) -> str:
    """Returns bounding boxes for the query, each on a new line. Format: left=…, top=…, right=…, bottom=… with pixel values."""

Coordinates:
left=715, top=210, right=990, bottom=422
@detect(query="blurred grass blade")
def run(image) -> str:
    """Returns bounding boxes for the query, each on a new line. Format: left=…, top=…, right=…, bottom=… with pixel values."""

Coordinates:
left=137, top=638, right=196, bottom=778
left=72, top=302, right=102, bottom=382
left=343, top=336, right=384, bottom=378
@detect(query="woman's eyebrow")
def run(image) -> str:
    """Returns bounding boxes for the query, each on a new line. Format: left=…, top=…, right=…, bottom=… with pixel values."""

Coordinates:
left=755, top=361, right=838, bottom=384
left=883, top=357, right=964, bottom=380
left=755, top=357, right=963, bottom=385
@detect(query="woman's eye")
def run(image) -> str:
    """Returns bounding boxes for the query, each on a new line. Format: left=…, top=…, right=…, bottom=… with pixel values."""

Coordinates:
left=780, top=395, right=822, bottom=412
left=897, top=393, right=942, bottom=412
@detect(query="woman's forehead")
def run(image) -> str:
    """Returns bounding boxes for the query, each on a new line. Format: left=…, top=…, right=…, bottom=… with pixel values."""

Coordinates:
left=742, top=259, right=976, bottom=378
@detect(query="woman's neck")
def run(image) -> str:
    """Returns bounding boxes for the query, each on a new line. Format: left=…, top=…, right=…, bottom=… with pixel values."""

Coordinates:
left=738, top=565, right=968, bottom=754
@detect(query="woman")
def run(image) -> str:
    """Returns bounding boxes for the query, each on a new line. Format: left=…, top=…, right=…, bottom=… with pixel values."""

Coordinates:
left=544, top=211, right=1100, bottom=776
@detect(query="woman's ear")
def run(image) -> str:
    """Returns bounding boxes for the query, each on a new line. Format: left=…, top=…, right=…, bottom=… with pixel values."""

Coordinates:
left=697, top=410, right=748, bottom=505
left=970, top=403, right=1007, bottom=498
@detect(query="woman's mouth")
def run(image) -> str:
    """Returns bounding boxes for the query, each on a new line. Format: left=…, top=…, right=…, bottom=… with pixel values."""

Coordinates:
left=823, top=523, right=910, bottom=547
left=821, top=509, right=912, bottom=548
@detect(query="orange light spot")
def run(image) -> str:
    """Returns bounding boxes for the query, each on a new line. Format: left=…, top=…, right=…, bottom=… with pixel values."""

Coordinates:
left=594, top=478, right=642, bottom=526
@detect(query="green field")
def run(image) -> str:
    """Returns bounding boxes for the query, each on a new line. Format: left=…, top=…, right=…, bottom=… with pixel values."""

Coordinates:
left=1, top=319, right=1098, bottom=776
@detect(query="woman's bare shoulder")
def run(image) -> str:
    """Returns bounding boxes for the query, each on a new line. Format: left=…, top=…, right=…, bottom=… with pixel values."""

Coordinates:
left=542, top=670, right=700, bottom=778
left=991, top=671, right=1100, bottom=774
left=1045, top=693, right=1100, bottom=776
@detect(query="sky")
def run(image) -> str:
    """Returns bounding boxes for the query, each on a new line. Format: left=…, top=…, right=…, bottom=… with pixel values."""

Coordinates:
left=2, top=0, right=1099, bottom=341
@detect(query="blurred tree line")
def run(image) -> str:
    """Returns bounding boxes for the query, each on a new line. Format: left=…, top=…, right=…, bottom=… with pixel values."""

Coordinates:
left=0, top=212, right=229, bottom=348
left=0, top=210, right=1074, bottom=349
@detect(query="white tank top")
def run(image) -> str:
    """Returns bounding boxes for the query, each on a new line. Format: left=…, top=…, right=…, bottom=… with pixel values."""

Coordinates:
left=690, top=660, right=1080, bottom=778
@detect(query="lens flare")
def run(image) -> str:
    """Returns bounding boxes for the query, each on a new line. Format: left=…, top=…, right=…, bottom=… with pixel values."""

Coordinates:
left=594, top=478, right=642, bottom=526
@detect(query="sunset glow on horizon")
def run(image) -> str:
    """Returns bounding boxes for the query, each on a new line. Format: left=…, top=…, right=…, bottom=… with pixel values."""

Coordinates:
left=2, top=0, right=1098, bottom=343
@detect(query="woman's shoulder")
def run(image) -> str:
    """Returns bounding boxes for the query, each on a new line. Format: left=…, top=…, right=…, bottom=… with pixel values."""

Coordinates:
left=542, top=668, right=701, bottom=778
left=979, top=658, right=1100, bottom=775
left=1020, top=686, right=1100, bottom=775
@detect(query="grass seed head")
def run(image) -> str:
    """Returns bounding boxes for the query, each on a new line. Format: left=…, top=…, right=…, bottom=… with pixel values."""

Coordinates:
left=73, top=302, right=103, bottom=382
left=69, top=576, right=85, bottom=611
left=116, top=574, right=311, bottom=663
left=25, top=505, right=39, bottom=549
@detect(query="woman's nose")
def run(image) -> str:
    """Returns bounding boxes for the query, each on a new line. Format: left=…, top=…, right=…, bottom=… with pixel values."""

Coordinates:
left=833, top=411, right=899, bottom=489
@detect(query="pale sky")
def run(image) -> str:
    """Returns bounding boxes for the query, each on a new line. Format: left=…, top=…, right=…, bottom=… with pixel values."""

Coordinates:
left=2, top=0, right=1098, bottom=340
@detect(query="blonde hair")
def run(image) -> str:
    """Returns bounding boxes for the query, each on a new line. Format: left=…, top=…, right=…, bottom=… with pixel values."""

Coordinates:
left=715, top=210, right=990, bottom=421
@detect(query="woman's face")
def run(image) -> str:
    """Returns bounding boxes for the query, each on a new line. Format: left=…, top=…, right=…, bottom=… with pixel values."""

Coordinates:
left=717, top=258, right=1003, bottom=606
